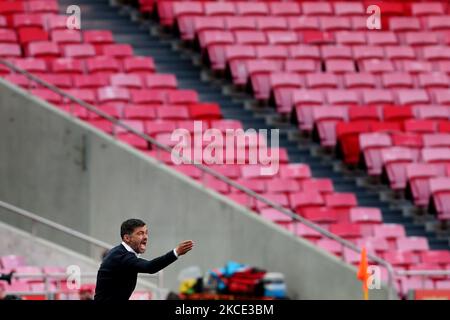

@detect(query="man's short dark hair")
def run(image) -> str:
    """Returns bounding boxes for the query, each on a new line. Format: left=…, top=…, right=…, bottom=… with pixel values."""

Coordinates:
left=120, top=219, right=146, bottom=239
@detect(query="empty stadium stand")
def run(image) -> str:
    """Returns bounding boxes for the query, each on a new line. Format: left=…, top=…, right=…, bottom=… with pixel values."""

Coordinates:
left=1, top=0, right=450, bottom=299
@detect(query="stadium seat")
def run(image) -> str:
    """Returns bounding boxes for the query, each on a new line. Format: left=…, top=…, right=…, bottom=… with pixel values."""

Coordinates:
left=359, top=132, right=392, bottom=176
left=429, top=177, right=450, bottom=220
left=406, top=163, right=440, bottom=207
left=381, top=147, right=415, bottom=190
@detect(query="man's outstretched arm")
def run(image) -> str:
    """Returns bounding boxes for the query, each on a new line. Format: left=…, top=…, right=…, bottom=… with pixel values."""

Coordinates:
left=122, top=240, right=194, bottom=274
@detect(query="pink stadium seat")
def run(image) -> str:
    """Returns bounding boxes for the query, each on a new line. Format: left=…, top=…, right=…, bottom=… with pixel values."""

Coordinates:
left=322, top=45, right=353, bottom=61
left=359, top=132, right=392, bottom=176
left=343, top=73, right=376, bottom=89
left=362, top=90, right=395, bottom=106
left=349, top=106, right=381, bottom=123
left=224, top=17, right=256, bottom=32
left=204, top=2, right=235, bottom=17
left=406, top=163, right=440, bottom=207
left=426, top=16, right=450, bottom=31
left=110, top=73, right=143, bottom=89
left=225, top=44, right=256, bottom=85
left=28, top=1, right=59, bottom=14
left=101, top=44, right=134, bottom=60
left=167, top=90, right=198, bottom=105
left=259, top=208, right=292, bottom=224
left=290, top=223, right=323, bottom=243
left=415, top=106, right=449, bottom=121
left=313, top=106, right=348, bottom=147
left=289, top=191, right=324, bottom=215
left=287, top=17, right=320, bottom=32
left=12, top=58, right=47, bottom=75
left=316, top=239, right=342, bottom=257
left=382, top=72, right=414, bottom=89
left=429, top=177, right=450, bottom=220
left=193, top=17, right=225, bottom=36
left=383, top=251, right=417, bottom=268
left=236, top=2, right=269, bottom=17
left=334, top=2, right=365, bottom=17
left=324, top=60, right=355, bottom=74
left=349, top=207, right=382, bottom=236
left=335, top=31, right=366, bottom=45
left=302, top=207, right=338, bottom=225
left=279, top=164, right=311, bottom=181
left=64, top=43, right=97, bottom=60
left=256, top=45, right=288, bottom=69
left=325, top=193, right=357, bottom=222
left=202, top=30, right=235, bottom=70
left=123, top=105, right=156, bottom=120
left=123, top=56, right=155, bottom=76
left=269, top=2, right=301, bottom=17
left=411, top=3, right=445, bottom=16
left=360, top=59, right=395, bottom=74
left=51, top=58, right=84, bottom=76
left=367, top=32, right=398, bottom=46
left=397, top=237, right=429, bottom=253
left=320, top=17, right=351, bottom=32
left=293, top=91, right=326, bottom=131
left=389, top=17, right=421, bottom=32
left=358, top=237, right=390, bottom=255
left=0, top=255, right=26, bottom=269
left=247, top=59, right=280, bottom=100
left=256, top=17, right=288, bottom=32
left=301, top=2, right=333, bottom=16
left=270, top=72, right=302, bottom=114
left=422, top=133, right=450, bottom=148
left=146, top=74, right=177, bottom=89
left=352, top=45, right=385, bottom=61
left=418, top=73, right=450, bottom=90
left=327, top=90, right=359, bottom=105
left=421, top=147, right=450, bottom=174
left=73, top=74, right=109, bottom=89
left=97, top=86, right=130, bottom=105
left=0, top=43, right=22, bottom=58
left=382, top=147, right=415, bottom=190
left=284, top=59, right=318, bottom=74
left=39, top=74, right=72, bottom=89
left=400, top=60, right=433, bottom=74
left=173, top=2, right=204, bottom=41
left=305, top=73, right=338, bottom=89
left=266, top=31, right=298, bottom=46
left=130, top=89, right=167, bottom=105
left=156, top=105, right=189, bottom=120
left=300, top=179, right=334, bottom=195
left=420, top=250, right=450, bottom=266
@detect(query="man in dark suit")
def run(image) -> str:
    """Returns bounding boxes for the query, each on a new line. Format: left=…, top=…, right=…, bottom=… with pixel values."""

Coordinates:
left=94, top=218, right=194, bottom=301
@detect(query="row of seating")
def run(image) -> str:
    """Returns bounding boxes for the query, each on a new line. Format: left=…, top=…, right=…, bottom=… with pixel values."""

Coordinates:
left=155, top=1, right=450, bottom=27
left=178, top=16, right=450, bottom=41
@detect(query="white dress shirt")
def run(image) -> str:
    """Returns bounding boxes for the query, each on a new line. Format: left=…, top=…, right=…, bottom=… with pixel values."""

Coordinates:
left=121, top=241, right=178, bottom=258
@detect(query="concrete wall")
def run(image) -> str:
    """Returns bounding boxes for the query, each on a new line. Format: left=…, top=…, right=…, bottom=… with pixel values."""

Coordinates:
left=0, top=78, right=392, bottom=299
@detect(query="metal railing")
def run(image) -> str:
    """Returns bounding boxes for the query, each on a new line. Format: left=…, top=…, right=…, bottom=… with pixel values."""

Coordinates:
left=3, top=57, right=445, bottom=299
left=0, top=200, right=164, bottom=299
left=5, top=272, right=161, bottom=300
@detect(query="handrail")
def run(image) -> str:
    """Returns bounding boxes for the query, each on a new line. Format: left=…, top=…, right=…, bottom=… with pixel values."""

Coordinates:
left=0, top=200, right=163, bottom=298
left=0, top=58, right=399, bottom=299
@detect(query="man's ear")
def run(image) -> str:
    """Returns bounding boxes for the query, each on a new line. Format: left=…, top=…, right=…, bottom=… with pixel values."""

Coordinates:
left=123, top=234, right=129, bottom=243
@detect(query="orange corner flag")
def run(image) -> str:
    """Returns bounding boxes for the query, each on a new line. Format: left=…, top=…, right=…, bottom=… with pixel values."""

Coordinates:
left=357, top=247, right=369, bottom=300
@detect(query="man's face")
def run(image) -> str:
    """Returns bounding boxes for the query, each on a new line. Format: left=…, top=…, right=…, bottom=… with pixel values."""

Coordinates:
left=124, top=225, right=148, bottom=254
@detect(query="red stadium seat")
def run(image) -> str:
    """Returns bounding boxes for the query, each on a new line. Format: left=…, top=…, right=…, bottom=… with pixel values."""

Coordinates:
left=336, top=122, right=370, bottom=164
left=123, top=105, right=156, bottom=120
left=302, top=207, right=338, bottom=225
left=101, top=44, right=133, bottom=59
left=329, top=223, right=361, bottom=240
left=187, top=103, right=222, bottom=120
left=279, top=164, right=311, bottom=181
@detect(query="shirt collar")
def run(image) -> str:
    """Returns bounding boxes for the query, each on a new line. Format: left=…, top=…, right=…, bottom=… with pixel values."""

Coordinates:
left=121, top=241, right=141, bottom=257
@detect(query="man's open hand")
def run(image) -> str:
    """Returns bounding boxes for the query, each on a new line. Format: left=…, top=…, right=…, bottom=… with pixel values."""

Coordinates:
left=175, top=240, right=194, bottom=256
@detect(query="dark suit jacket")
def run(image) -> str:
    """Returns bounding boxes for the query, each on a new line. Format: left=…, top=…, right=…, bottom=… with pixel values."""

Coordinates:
left=94, top=244, right=177, bottom=301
